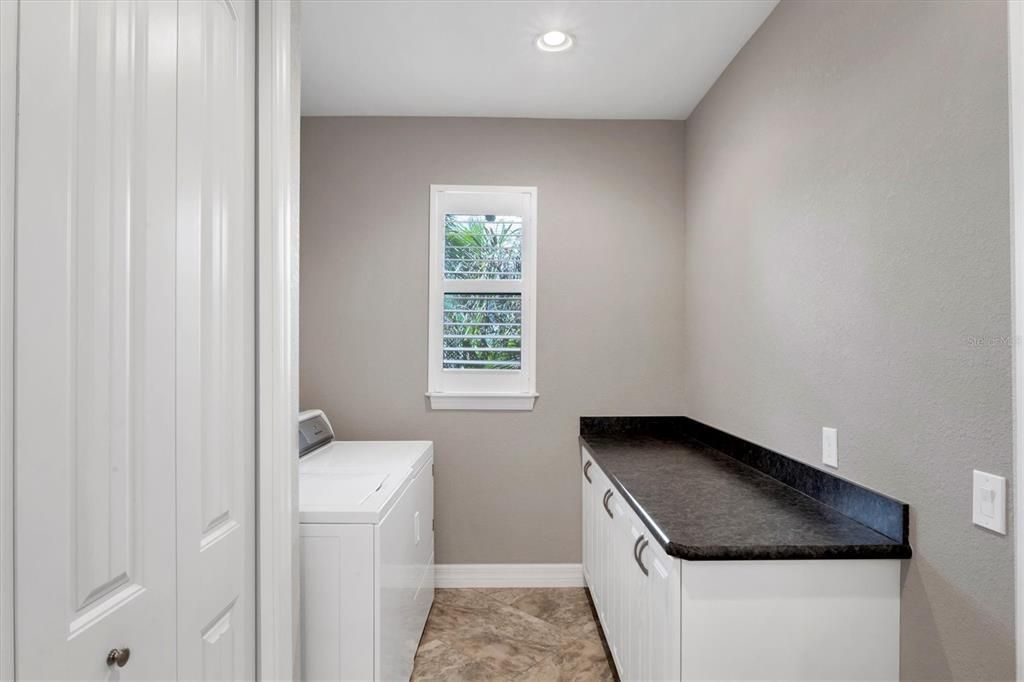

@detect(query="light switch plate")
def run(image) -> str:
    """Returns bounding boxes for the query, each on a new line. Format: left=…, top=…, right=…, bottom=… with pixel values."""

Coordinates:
left=822, top=427, right=838, bottom=468
left=972, top=470, right=1006, bottom=534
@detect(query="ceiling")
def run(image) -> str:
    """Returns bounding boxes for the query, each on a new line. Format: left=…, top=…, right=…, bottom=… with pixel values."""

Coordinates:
left=301, top=1, right=778, bottom=120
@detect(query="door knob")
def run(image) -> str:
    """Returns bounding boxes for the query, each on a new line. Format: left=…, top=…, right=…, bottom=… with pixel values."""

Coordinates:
left=106, top=648, right=130, bottom=668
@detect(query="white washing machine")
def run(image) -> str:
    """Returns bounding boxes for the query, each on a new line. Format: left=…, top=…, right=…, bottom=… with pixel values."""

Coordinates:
left=298, top=410, right=434, bottom=682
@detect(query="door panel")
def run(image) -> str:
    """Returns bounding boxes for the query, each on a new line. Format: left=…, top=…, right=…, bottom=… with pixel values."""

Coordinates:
left=14, top=1, right=178, bottom=678
left=175, top=0, right=256, bottom=680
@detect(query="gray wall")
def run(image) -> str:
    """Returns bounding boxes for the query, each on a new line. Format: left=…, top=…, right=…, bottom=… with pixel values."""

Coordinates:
left=683, top=1, right=1012, bottom=679
left=300, top=117, right=687, bottom=564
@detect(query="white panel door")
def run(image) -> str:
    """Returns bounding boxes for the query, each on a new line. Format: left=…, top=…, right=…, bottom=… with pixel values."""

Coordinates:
left=13, top=1, right=179, bottom=678
left=175, top=0, right=257, bottom=680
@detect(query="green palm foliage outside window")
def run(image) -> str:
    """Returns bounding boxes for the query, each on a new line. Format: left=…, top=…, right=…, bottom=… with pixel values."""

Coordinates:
left=442, top=214, right=523, bottom=370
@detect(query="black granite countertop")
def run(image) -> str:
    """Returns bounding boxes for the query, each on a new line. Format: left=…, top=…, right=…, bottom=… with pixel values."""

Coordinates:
left=580, top=418, right=912, bottom=561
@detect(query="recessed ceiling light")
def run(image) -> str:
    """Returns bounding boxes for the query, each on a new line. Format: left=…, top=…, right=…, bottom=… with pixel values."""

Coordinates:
left=536, top=29, right=574, bottom=53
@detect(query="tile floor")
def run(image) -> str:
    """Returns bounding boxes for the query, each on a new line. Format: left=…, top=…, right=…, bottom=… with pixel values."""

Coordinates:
left=411, top=588, right=618, bottom=681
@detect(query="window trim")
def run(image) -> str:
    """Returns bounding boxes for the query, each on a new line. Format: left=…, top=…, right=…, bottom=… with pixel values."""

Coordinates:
left=426, top=184, right=538, bottom=411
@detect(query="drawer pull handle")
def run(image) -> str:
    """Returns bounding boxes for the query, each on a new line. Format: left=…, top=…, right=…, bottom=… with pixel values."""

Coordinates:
left=633, top=534, right=644, bottom=563
left=602, top=489, right=614, bottom=518
left=583, top=461, right=593, bottom=483
left=635, top=539, right=650, bottom=576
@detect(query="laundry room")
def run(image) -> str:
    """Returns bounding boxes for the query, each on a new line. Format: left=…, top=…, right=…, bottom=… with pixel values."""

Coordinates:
left=295, top=1, right=1012, bottom=680
left=0, top=1, right=1015, bottom=681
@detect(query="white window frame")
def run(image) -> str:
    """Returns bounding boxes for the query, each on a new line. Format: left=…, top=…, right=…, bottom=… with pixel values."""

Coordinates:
left=427, top=184, right=538, bottom=410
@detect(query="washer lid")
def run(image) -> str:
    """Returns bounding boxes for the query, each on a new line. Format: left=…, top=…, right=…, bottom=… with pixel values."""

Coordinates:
left=299, top=472, right=389, bottom=507
left=298, top=440, right=433, bottom=524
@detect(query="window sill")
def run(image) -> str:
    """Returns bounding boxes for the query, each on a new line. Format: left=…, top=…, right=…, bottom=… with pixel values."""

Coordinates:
left=426, top=392, right=538, bottom=411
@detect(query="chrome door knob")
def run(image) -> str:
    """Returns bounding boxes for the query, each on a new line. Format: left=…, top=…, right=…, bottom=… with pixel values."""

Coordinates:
left=106, top=648, right=130, bottom=668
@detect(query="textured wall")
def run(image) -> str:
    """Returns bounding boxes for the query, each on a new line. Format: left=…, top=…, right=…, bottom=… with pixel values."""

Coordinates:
left=300, top=117, right=687, bottom=564
left=683, top=1, right=1013, bottom=679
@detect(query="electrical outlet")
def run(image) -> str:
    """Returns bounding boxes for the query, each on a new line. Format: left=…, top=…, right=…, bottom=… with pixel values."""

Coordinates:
left=973, top=470, right=1006, bottom=534
left=822, top=427, right=838, bottom=468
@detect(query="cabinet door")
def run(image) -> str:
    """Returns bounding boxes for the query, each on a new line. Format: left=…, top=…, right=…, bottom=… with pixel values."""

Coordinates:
left=605, top=490, right=632, bottom=675
left=590, top=466, right=611, bottom=620
left=581, top=450, right=594, bottom=585
left=643, top=540, right=681, bottom=681
left=624, top=517, right=649, bottom=682
left=599, top=478, right=617, bottom=629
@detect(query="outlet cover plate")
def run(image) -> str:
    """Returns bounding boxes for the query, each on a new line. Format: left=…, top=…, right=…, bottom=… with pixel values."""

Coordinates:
left=822, top=427, right=838, bottom=468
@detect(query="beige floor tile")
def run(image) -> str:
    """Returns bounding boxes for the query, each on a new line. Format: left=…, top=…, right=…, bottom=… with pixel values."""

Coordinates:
left=435, top=588, right=497, bottom=608
left=422, top=595, right=502, bottom=640
left=544, top=636, right=618, bottom=681
left=481, top=587, right=532, bottom=605
left=411, top=638, right=516, bottom=681
left=412, top=588, right=616, bottom=682
left=504, top=636, right=618, bottom=681
left=435, top=606, right=566, bottom=674
left=504, top=588, right=600, bottom=639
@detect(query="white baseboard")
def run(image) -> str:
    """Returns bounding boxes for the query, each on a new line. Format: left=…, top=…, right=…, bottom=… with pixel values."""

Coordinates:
left=434, top=563, right=584, bottom=588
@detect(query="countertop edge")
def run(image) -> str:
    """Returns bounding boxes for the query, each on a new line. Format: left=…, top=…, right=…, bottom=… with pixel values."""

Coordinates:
left=579, top=436, right=913, bottom=562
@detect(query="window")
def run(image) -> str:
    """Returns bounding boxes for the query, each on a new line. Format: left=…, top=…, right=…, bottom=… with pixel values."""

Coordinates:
left=427, top=185, right=537, bottom=410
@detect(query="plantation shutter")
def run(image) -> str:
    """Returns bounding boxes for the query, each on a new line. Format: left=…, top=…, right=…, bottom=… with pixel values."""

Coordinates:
left=442, top=214, right=523, bottom=370
left=427, top=187, right=537, bottom=409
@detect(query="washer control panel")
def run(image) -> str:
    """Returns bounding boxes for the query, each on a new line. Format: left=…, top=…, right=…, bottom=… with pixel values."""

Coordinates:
left=299, top=410, right=334, bottom=457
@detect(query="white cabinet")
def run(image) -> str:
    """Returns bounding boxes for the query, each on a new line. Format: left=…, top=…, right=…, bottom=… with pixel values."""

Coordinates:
left=582, top=459, right=596, bottom=585
left=612, top=492, right=680, bottom=682
left=581, top=453, right=607, bottom=621
left=581, top=447, right=899, bottom=682
left=582, top=450, right=678, bottom=680
left=634, top=528, right=681, bottom=681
